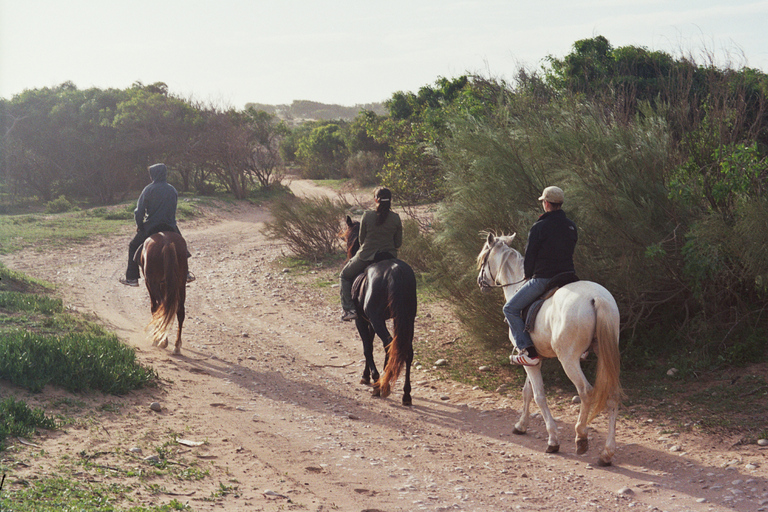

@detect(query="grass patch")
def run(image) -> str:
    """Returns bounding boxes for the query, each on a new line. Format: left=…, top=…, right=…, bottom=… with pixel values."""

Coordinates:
left=0, top=396, right=57, bottom=450
left=0, top=261, right=156, bottom=451
left=0, top=322, right=156, bottom=395
left=0, top=477, right=191, bottom=511
left=1, top=262, right=156, bottom=395
left=0, top=200, right=202, bottom=256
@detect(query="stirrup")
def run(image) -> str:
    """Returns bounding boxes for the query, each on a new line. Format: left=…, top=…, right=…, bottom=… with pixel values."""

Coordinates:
left=186, top=271, right=196, bottom=283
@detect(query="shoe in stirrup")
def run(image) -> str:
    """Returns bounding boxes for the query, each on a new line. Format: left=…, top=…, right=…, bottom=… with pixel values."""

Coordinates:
left=119, top=277, right=139, bottom=287
left=186, top=271, right=196, bottom=283
left=341, top=310, right=358, bottom=322
left=510, top=348, right=540, bottom=367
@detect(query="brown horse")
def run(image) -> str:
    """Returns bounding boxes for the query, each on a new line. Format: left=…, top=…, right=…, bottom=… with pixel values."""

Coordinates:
left=342, top=216, right=417, bottom=405
left=135, top=231, right=188, bottom=355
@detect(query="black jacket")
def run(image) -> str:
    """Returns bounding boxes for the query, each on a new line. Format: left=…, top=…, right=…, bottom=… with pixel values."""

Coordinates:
left=524, top=209, right=577, bottom=279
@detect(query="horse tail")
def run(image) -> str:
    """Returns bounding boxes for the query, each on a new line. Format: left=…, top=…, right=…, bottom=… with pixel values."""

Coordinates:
left=587, top=295, right=622, bottom=424
left=376, top=264, right=417, bottom=398
left=151, top=241, right=181, bottom=341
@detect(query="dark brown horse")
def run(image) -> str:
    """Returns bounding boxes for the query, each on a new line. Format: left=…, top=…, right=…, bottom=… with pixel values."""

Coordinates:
left=135, top=231, right=188, bottom=355
left=342, top=216, right=417, bottom=405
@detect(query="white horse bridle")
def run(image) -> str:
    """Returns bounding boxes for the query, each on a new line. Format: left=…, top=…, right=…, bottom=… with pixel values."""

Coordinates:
left=478, top=245, right=526, bottom=291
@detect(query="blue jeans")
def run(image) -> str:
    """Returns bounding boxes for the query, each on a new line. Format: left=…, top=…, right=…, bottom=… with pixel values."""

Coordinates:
left=503, top=277, right=551, bottom=351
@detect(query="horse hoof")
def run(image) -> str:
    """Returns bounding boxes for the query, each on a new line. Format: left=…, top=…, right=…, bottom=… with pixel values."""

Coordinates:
left=402, top=396, right=412, bottom=406
left=576, top=439, right=589, bottom=455
left=597, top=458, right=612, bottom=467
left=172, top=349, right=181, bottom=356
left=546, top=444, right=560, bottom=454
left=512, top=427, right=526, bottom=436
left=360, top=378, right=371, bottom=385
left=372, top=388, right=381, bottom=397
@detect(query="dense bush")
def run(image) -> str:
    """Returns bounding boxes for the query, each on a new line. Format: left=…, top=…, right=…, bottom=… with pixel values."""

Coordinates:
left=262, top=195, right=351, bottom=261
left=428, top=59, right=768, bottom=368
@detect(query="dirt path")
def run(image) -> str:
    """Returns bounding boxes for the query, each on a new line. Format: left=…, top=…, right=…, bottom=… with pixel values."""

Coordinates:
left=1, top=181, right=766, bottom=511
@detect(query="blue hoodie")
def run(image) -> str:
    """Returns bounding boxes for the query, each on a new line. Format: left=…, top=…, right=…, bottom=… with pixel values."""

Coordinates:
left=134, top=163, right=178, bottom=233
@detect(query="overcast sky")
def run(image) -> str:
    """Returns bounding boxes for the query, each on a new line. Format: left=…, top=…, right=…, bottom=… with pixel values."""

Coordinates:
left=2, top=0, right=767, bottom=109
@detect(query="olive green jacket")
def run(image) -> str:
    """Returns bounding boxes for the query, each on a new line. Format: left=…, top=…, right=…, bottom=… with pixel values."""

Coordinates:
left=357, top=210, right=402, bottom=261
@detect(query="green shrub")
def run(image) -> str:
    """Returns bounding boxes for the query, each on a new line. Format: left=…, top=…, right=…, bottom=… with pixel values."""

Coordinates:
left=0, top=396, right=57, bottom=450
left=0, top=330, right=156, bottom=394
left=45, top=195, right=79, bottom=213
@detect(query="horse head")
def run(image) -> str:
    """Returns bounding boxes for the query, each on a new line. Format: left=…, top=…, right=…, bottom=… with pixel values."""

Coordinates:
left=342, top=215, right=361, bottom=261
left=477, top=232, right=518, bottom=293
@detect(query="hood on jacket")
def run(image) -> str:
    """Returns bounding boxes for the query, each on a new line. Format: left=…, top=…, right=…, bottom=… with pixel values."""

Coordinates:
left=149, top=163, right=168, bottom=182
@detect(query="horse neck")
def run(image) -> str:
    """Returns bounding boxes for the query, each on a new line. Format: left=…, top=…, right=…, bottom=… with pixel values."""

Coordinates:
left=495, top=247, right=525, bottom=301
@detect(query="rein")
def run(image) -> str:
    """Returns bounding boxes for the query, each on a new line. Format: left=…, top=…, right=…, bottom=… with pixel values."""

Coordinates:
left=479, top=248, right=525, bottom=290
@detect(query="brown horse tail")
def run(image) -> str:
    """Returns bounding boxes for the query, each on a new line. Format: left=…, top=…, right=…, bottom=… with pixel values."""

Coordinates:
left=151, top=241, right=180, bottom=340
left=376, top=265, right=417, bottom=399
left=587, top=295, right=623, bottom=423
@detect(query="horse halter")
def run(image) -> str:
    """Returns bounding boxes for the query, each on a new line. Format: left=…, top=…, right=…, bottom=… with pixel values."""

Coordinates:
left=478, top=245, right=525, bottom=291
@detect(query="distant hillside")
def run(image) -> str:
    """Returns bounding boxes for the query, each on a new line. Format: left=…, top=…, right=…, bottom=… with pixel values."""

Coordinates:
left=245, top=99, right=387, bottom=123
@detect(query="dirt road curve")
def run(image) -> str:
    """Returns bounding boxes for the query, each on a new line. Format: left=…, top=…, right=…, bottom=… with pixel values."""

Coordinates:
left=1, top=180, right=766, bottom=511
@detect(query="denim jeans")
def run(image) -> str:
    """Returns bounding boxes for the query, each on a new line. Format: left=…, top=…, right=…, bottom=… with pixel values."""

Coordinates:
left=503, top=277, right=551, bottom=351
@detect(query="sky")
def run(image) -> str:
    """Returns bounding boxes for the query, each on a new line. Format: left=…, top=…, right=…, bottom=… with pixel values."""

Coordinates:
left=2, top=0, right=768, bottom=109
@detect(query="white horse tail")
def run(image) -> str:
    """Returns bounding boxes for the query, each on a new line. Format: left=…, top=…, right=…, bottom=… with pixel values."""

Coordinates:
left=587, top=295, right=622, bottom=424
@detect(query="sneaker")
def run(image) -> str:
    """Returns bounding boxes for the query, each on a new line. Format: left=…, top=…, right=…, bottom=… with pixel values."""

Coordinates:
left=119, top=277, right=139, bottom=287
left=510, top=349, right=540, bottom=367
left=186, top=271, right=196, bottom=283
left=341, top=310, right=358, bottom=322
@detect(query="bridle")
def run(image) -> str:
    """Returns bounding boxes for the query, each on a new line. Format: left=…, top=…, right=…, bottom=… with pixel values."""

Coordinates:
left=478, top=245, right=525, bottom=291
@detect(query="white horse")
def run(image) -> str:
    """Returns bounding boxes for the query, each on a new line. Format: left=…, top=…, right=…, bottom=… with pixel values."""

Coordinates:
left=477, top=233, right=622, bottom=466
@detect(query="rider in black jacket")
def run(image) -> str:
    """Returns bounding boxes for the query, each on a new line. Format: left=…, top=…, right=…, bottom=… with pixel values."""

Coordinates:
left=504, top=186, right=577, bottom=366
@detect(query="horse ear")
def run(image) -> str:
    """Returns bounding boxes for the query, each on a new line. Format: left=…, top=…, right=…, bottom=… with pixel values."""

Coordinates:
left=500, top=233, right=516, bottom=246
left=346, top=215, right=353, bottom=226
left=487, top=232, right=495, bottom=245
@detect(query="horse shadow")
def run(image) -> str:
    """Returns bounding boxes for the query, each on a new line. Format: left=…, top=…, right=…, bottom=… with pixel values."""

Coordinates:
left=161, top=348, right=766, bottom=509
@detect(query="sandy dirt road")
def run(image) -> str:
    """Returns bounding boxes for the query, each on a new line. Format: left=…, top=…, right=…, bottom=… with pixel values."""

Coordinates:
left=1, top=180, right=766, bottom=511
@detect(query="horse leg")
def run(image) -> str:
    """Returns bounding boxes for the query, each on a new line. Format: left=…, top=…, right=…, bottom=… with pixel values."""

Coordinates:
left=368, top=313, right=392, bottom=398
left=524, top=365, right=560, bottom=453
left=356, top=319, right=377, bottom=385
left=173, top=302, right=185, bottom=356
left=513, top=377, right=533, bottom=435
left=598, top=396, right=619, bottom=466
left=560, top=357, right=593, bottom=455
left=402, top=346, right=413, bottom=406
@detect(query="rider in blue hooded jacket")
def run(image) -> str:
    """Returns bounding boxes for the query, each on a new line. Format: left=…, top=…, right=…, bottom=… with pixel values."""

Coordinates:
left=119, top=163, right=194, bottom=286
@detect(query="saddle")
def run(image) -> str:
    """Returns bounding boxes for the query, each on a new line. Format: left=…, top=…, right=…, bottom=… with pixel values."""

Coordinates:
left=523, top=272, right=579, bottom=332
left=351, top=252, right=396, bottom=300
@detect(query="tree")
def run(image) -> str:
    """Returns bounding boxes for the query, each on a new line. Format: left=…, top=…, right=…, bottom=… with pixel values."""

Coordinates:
left=243, top=107, right=288, bottom=189
left=295, top=122, right=349, bottom=179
